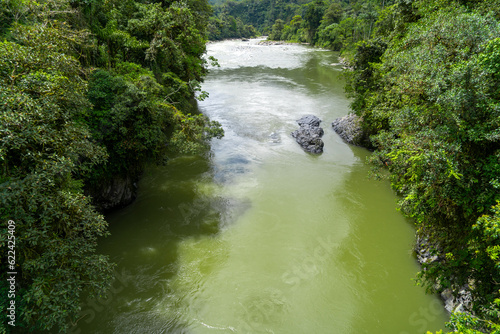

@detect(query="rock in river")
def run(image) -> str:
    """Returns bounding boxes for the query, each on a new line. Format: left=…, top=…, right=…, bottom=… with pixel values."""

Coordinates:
left=331, top=113, right=365, bottom=147
left=291, top=115, right=324, bottom=154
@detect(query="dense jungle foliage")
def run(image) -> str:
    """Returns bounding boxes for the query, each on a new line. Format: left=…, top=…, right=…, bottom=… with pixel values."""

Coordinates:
left=0, top=0, right=222, bottom=332
left=1, top=0, right=500, bottom=332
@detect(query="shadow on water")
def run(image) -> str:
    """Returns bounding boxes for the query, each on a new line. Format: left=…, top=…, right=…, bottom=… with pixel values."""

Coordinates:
left=330, top=144, right=449, bottom=334
left=71, top=152, right=250, bottom=334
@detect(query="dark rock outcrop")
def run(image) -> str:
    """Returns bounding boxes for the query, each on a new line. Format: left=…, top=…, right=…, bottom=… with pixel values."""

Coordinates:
left=291, top=115, right=324, bottom=154
left=331, top=113, right=366, bottom=147
left=415, top=232, right=473, bottom=314
left=86, top=174, right=138, bottom=212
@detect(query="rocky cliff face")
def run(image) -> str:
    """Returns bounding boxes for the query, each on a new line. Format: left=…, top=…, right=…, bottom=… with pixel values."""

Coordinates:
left=415, top=232, right=473, bottom=314
left=86, top=173, right=138, bottom=212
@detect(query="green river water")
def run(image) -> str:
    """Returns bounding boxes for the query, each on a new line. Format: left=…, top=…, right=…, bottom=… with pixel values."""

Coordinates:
left=73, top=39, right=448, bottom=334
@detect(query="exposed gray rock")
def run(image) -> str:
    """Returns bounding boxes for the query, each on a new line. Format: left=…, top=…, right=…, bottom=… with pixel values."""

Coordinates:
left=291, top=115, right=324, bottom=154
left=338, top=57, right=353, bottom=70
left=440, top=287, right=473, bottom=313
left=331, top=113, right=365, bottom=146
left=415, top=234, right=441, bottom=265
left=297, top=114, right=322, bottom=127
left=268, top=132, right=281, bottom=143
left=415, top=232, right=474, bottom=314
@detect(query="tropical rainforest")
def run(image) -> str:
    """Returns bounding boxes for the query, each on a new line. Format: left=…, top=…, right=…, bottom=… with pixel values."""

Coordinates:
left=0, top=0, right=222, bottom=332
left=1, top=0, right=500, bottom=332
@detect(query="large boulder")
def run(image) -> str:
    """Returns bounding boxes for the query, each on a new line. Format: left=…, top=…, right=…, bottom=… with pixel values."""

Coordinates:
left=291, top=115, right=324, bottom=154
left=297, top=114, right=322, bottom=127
left=331, top=113, right=365, bottom=147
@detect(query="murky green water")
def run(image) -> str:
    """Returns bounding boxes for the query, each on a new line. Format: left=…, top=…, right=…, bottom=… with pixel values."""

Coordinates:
left=73, top=39, right=448, bottom=334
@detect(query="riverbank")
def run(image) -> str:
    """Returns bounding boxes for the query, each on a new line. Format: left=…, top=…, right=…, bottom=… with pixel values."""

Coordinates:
left=73, top=38, right=447, bottom=334
left=331, top=113, right=473, bottom=320
left=415, top=232, right=474, bottom=314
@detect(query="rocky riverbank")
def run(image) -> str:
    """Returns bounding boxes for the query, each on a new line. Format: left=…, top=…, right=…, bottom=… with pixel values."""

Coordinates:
left=338, top=57, right=354, bottom=70
left=331, top=113, right=370, bottom=148
left=415, top=232, right=473, bottom=314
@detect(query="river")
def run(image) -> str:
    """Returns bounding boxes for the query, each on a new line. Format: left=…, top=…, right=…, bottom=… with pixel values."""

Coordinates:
left=73, top=38, right=448, bottom=334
